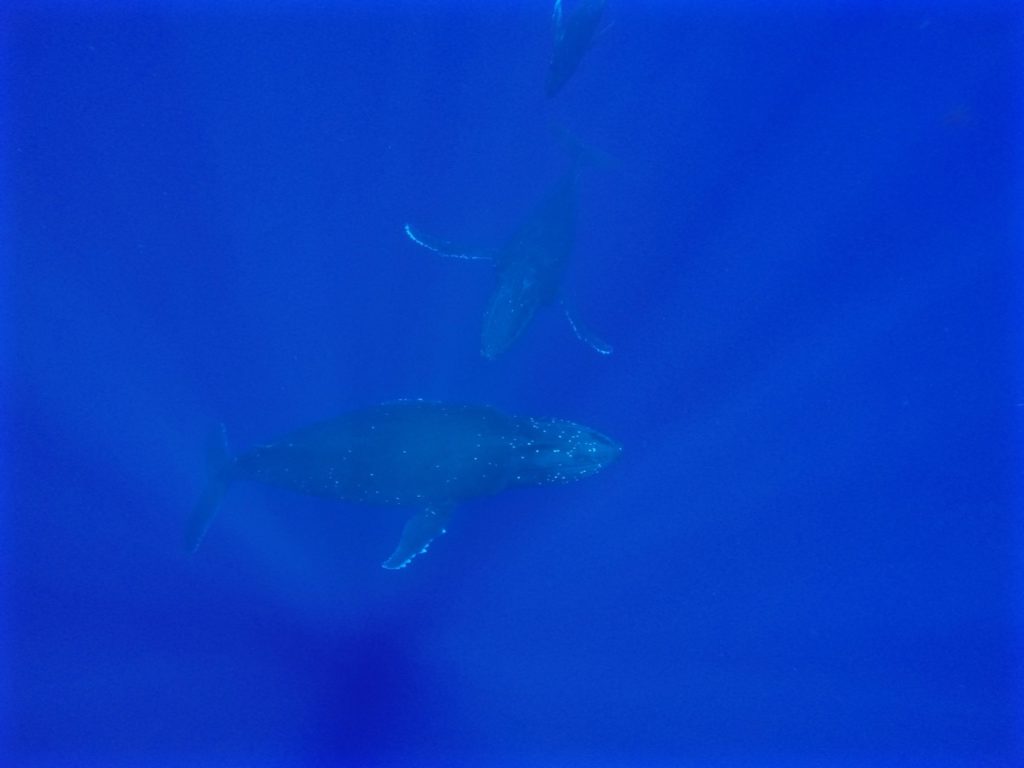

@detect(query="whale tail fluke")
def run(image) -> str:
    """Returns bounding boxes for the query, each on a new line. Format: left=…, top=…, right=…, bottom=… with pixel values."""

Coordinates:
left=185, top=424, right=232, bottom=553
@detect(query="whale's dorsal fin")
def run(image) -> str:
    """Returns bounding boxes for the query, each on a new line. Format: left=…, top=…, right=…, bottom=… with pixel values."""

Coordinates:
left=382, top=505, right=453, bottom=570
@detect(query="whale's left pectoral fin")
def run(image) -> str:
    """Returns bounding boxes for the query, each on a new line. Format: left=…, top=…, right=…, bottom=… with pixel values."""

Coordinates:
left=403, top=224, right=496, bottom=261
left=382, top=505, right=453, bottom=570
left=563, top=298, right=613, bottom=355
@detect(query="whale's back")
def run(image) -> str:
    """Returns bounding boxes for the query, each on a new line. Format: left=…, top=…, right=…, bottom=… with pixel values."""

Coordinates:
left=234, top=401, right=521, bottom=506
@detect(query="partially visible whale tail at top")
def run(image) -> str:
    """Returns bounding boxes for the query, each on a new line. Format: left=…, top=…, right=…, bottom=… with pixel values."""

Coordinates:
left=185, top=424, right=233, bottom=553
left=546, top=0, right=607, bottom=97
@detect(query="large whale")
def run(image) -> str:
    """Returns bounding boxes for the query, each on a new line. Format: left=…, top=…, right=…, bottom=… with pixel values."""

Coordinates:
left=546, top=0, right=607, bottom=97
left=187, top=400, right=620, bottom=569
left=404, top=152, right=611, bottom=360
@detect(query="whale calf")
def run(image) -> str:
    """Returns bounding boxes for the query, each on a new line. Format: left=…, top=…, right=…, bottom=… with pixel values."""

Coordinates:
left=187, top=400, right=620, bottom=569
left=404, top=149, right=612, bottom=360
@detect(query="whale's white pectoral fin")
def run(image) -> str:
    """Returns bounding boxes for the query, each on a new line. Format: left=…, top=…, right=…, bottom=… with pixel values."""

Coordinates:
left=382, top=505, right=453, bottom=570
left=563, top=299, right=613, bottom=355
left=403, top=224, right=495, bottom=261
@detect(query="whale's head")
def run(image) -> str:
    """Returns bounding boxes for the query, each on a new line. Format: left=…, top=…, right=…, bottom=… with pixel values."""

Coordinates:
left=511, top=417, right=621, bottom=487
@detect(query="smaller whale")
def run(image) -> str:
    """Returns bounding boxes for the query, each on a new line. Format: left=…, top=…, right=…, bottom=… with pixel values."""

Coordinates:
left=187, top=400, right=621, bottom=569
left=404, top=147, right=612, bottom=360
left=546, top=0, right=607, bottom=97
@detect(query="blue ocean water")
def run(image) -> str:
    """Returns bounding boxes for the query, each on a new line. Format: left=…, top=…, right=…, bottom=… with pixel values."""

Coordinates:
left=3, top=1, right=1021, bottom=766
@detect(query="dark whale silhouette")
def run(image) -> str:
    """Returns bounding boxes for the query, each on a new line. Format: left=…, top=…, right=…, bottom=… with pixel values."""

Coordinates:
left=404, top=151, right=611, bottom=360
left=187, top=400, right=620, bottom=569
left=546, top=0, right=607, bottom=97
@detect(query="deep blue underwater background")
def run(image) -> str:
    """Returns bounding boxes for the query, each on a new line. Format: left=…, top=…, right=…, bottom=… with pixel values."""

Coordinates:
left=2, top=1, right=1021, bottom=766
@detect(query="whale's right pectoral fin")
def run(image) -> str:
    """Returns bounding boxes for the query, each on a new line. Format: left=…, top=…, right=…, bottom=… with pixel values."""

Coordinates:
left=382, top=505, right=454, bottom=570
left=403, top=224, right=496, bottom=261
left=563, top=298, right=613, bottom=355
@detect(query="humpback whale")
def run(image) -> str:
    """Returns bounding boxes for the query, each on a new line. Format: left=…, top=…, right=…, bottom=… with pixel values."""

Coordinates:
left=404, top=152, right=612, bottom=360
left=546, top=0, right=607, bottom=97
left=187, top=400, right=620, bottom=569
